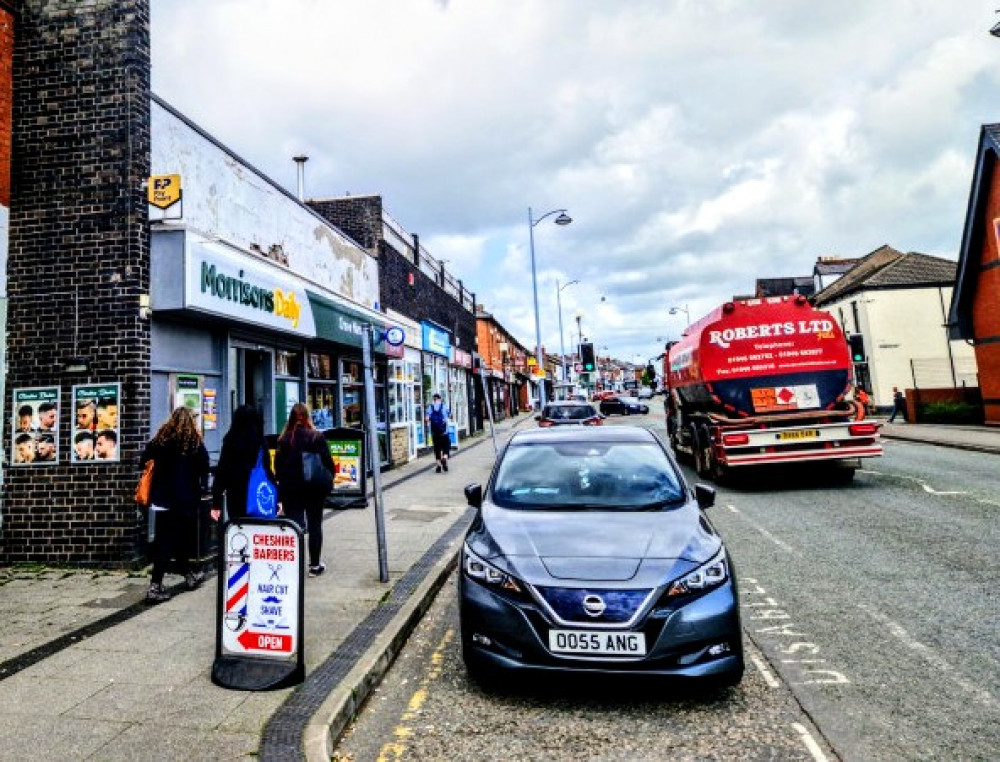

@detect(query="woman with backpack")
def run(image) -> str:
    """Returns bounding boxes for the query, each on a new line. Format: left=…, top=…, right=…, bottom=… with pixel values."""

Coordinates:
left=426, top=393, right=451, bottom=473
left=211, top=405, right=274, bottom=522
left=140, top=406, right=210, bottom=603
left=274, top=403, right=336, bottom=577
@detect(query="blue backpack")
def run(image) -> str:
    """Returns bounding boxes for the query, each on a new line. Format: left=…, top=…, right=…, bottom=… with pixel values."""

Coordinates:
left=246, top=448, right=278, bottom=518
left=428, top=405, right=448, bottom=435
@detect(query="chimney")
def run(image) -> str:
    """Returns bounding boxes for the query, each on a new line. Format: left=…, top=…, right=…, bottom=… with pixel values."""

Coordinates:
left=293, top=155, right=308, bottom=201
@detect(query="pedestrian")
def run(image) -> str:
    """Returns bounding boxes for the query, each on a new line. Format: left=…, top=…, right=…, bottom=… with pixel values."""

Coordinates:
left=888, top=387, right=906, bottom=423
left=426, top=393, right=451, bottom=473
left=855, top=387, right=871, bottom=419
left=140, top=406, right=210, bottom=603
left=211, top=404, right=273, bottom=522
left=274, top=402, right=335, bottom=577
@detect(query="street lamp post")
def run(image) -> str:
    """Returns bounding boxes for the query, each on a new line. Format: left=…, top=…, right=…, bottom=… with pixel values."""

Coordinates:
left=528, top=206, right=572, bottom=410
left=669, top=304, right=691, bottom=327
left=557, top=279, right=579, bottom=396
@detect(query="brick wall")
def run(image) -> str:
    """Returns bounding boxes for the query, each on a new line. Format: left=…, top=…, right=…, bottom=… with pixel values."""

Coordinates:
left=972, top=156, right=1000, bottom=424
left=0, top=2, right=12, bottom=208
left=309, top=196, right=383, bottom=251
left=308, top=197, right=478, bottom=352
left=3, top=0, right=151, bottom=565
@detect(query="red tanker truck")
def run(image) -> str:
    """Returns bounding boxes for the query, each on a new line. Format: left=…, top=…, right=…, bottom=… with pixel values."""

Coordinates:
left=664, top=295, right=882, bottom=483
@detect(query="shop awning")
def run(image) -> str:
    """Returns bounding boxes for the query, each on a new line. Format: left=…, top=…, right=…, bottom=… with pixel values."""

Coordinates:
left=307, top=291, right=390, bottom=355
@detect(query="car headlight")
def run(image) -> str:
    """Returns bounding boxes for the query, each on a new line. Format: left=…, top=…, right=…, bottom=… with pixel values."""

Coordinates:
left=463, top=545, right=523, bottom=594
left=666, top=548, right=728, bottom=597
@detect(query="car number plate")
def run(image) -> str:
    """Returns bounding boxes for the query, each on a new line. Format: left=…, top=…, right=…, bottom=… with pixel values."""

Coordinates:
left=548, top=629, right=647, bottom=656
left=776, top=429, right=819, bottom=441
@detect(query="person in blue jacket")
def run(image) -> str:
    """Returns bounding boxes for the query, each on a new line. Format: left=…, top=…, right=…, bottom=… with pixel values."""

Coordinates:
left=425, top=393, right=451, bottom=473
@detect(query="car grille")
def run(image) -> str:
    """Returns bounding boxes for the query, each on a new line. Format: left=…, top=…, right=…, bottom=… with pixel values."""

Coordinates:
left=534, top=587, right=652, bottom=624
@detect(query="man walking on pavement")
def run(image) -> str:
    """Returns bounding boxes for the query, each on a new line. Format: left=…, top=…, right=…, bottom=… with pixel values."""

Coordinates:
left=426, top=393, right=451, bottom=473
left=888, top=387, right=906, bottom=423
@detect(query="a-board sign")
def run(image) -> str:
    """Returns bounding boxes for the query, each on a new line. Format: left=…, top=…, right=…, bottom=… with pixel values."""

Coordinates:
left=211, top=518, right=305, bottom=691
left=323, top=426, right=367, bottom=508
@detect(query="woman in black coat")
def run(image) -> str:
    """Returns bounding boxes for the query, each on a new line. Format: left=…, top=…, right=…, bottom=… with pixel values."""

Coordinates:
left=211, top=404, right=274, bottom=522
left=274, top=402, right=335, bottom=577
left=140, top=406, right=210, bottom=603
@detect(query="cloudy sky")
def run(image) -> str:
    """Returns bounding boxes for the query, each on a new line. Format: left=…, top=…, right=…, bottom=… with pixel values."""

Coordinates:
left=151, top=0, right=1000, bottom=366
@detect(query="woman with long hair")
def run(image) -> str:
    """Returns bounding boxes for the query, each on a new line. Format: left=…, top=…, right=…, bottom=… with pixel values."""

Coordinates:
left=274, top=402, right=335, bottom=577
left=211, top=404, right=273, bottom=522
left=140, top=406, right=210, bottom=603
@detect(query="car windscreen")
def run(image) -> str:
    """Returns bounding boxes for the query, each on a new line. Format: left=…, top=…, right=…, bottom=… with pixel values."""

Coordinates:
left=491, top=441, right=685, bottom=510
left=542, top=404, right=597, bottom=421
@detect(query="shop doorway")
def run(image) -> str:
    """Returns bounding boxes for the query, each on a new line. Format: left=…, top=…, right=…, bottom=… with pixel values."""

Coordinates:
left=230, top=344, right=275, bottom=435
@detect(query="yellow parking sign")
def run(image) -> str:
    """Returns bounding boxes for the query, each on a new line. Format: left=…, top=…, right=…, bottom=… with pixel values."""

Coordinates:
left=148, top=174, right=182, bottom=209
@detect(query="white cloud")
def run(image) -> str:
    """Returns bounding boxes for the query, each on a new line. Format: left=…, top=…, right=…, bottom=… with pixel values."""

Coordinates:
left=151, top=0, right=1000, bottom=363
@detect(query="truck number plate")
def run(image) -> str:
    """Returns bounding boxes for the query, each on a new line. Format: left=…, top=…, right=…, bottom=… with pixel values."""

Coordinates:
left=549, top=630, right=647, bottom=656
left=777, top=429, right=819, bottom=441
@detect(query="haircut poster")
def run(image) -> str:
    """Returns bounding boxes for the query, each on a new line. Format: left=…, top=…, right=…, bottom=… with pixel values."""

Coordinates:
left=11, top=386, right=60, bottom=466
left=72, top=383, right=121, bottom=463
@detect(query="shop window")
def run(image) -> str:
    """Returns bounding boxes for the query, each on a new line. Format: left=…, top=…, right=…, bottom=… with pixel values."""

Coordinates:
left=276, top=350, right=302, bottom=378
left=308, top=352, right=334, bottom=380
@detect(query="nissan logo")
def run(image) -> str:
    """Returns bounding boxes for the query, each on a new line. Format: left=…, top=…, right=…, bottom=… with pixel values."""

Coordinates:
left=582, top=594, right=606, bottom=618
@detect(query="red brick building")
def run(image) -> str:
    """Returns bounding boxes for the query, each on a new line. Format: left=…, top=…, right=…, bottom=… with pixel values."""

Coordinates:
left=949, top=123, right=1000, bottom=426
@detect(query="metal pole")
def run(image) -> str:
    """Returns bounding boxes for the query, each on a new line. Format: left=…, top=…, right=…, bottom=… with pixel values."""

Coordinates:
left=557, top=281, right=567, bottom=397
left=528, top=207, right=546, bottom=410
left=362, top=325, right=389, bottom=583
left=478, top=371, right=498, bottom=455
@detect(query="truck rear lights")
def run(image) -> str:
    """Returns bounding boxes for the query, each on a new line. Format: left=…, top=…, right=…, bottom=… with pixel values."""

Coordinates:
left=722, top=433, right=750, bottom=446
left=849, top=423, right=879, bottom=436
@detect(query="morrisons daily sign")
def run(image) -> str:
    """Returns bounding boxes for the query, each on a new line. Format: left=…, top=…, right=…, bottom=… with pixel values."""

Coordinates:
left=185, top=242, right=317, bottom=338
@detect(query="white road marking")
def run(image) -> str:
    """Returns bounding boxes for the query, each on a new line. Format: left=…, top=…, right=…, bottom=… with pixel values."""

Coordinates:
left=723, top=504, right=802, bottom=557
left=792, top=723, right=830, bottom=762
left=859, top=468, right=966, bottom=495
left=750, top=653, right=780, bottom=688
left=858, top=604, right=998, bottom=709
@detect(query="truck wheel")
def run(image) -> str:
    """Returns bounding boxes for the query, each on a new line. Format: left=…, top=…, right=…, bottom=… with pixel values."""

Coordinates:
left=692, top=426, right=712, bottom=478
left=831, top=467, right=856, bottom=485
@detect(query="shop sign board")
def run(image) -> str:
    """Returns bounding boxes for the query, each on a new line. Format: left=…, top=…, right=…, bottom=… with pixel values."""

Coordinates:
left=147, top=174, right=182, bottom=209
left=187, top=241, right=317, bottom=338
left=421, top=322, right=451, bottom=357
left=212, top=518, right=305, bottom=691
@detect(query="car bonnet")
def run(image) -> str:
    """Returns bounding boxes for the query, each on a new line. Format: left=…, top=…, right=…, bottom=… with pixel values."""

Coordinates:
left=478, top=503, right=719, bottom=584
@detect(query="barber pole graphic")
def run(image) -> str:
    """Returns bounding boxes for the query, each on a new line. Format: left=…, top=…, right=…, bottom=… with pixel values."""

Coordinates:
left=225, top=560, right=249, bottom=631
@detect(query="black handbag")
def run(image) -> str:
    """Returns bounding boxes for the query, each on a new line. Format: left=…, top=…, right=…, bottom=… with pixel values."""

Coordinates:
left=302, top=450, right=334, bottom=494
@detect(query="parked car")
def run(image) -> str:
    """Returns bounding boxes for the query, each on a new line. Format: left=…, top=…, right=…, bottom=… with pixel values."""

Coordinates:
left=536, top=401, right=603, bottom=427
left=637, top=387, right=654, bottom=400
left=459, top=426, right=744, bottom=687
left=599, top=395, right=650, bottom=416
left=591, top=390, right=616, bottom=402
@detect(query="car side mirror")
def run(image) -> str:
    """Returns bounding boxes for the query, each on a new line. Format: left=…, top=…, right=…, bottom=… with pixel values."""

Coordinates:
left=694, top=483, right=716, bottom=510
left=464, top=483, right=483, bottom=509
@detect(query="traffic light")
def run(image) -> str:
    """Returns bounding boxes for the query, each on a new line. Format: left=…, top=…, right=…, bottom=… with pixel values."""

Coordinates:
left=848, top=334, right=865, bottom=363
left=580, top=342, right=596, bottom=372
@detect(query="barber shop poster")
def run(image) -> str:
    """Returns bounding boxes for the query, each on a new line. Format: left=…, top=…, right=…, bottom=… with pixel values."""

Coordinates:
left=11, top=386, right=60, bottom=466
left=72, top=383, right=121, bottom=463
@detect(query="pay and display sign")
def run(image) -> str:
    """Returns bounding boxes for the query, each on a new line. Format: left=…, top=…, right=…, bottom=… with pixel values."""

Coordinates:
left=212, top=519, right=305, bottom=691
